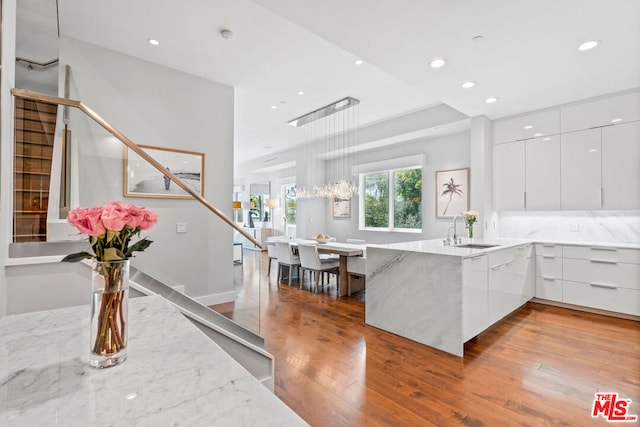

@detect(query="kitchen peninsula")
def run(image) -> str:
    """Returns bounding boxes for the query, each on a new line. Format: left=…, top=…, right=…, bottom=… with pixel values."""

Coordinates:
left=366, top=238, right=535, bottom=357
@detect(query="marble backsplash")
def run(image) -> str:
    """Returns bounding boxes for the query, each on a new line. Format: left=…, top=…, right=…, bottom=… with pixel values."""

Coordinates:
left=499, top=211, right=640, bottom=244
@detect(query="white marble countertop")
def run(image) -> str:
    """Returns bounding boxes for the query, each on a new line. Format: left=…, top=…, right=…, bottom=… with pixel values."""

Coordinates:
left=0, top=295, right=307, bottom=426
left=370, top=237, right=534, bottom=258
left=531, top=239, right=640, bottom=250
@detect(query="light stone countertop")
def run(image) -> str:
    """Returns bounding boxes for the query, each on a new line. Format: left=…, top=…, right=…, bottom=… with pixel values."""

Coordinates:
left=0, top=295, right=307, bottom=427
left=369, top=237, right=534, bottom=258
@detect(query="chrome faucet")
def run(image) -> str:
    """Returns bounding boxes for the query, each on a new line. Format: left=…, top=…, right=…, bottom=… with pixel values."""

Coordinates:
left=444, top=213, right=464, bottom=246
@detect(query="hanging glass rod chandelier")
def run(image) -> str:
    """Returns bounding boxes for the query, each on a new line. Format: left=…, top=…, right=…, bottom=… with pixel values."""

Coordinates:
left=288, top=97, right=360, bottom=199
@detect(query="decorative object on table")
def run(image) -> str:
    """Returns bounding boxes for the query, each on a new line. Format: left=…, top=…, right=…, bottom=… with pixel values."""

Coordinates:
left=332, top=196, right=351, bottom=218
left=315, top=234, right=336, bottom=244
left=62, top=201, right=158, bottom=368
left=124, top=144, right=205, bottom=199
left=436, top=168, right=469, bottom=219
left=464, top=210, right=479, bottom=238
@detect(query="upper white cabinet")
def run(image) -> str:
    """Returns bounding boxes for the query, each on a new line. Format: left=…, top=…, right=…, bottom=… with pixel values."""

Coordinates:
left=525, top=135, right=561, bottom=210
left=602, top=121, right=640, bottom=210
left=494, top=141, right=525, bottom=211
left=561, top=91, right=640, bottom=133
left=561, top=129, right=602, bottom=210
left=493, top=109, right=561, bottom=144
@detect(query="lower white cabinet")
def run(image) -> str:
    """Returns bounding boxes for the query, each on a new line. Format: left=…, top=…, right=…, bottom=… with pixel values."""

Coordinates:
left=488, top=244, right=534, bottom=324
left=534, top=243, right=640, bottom=316
left=462, top=255, right=489, bottom=342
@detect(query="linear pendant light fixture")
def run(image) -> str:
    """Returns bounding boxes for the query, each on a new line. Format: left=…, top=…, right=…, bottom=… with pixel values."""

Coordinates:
left=288, top=97, right=360, bottom=199
left=288, top=97, right=360, bottom=127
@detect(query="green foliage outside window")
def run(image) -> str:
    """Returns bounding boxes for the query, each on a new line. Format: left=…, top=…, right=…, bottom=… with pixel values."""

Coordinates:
left=364, top=172, right=389, bottom=228
left=285, top=198, right=296, bottom=225
left=363, top=167, right=422, bottom=230
left=394, top=169, right=422, bottom=229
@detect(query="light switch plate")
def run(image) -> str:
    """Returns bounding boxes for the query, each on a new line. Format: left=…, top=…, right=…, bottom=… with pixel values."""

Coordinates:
left=570, top=223, right=579, bottom=232
left=176, top=223, right=187, bottom=233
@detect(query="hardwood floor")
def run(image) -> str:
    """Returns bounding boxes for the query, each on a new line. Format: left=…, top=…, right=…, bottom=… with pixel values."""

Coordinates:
left=212, top=250, right=640, bottom=426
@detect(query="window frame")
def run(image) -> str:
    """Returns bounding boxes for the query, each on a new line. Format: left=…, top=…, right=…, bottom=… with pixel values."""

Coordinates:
left=359, top=164, right=422, bottom=233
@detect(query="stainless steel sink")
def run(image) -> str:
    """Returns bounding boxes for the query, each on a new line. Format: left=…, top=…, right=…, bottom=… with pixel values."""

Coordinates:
left=455, top=243, right=499, bottom=249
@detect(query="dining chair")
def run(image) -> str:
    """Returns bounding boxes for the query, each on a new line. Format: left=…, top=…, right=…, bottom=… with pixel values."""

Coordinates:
left=266, top=241, right=278, bottom=275
left=297, top=243, right=340, bottom=294
left=275, top=241, right=301, bottom=286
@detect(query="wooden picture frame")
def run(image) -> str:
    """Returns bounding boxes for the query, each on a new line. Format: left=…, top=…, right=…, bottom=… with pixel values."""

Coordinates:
left=124, top=144, right=205, bottom=199
left=332, top=197, right=351, bottom=218
left=436, top=167, right=469, bottom=218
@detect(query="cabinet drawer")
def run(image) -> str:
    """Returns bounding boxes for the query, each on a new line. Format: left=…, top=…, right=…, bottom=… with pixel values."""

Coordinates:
left=535, top=243, right=563, bottom=258
left=563, top=258, right=640, bottom=290
left=536, top=256, right=562, bottom=279
left=563, top=280, right=640, bottom=316
left=488, top=248, right=516, bottom=268
left=536, top=277, right=562, bottom=301
left=563, top=245, right=640, bottom=264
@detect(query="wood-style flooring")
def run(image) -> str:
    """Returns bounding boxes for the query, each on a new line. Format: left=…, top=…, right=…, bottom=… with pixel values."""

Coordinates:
left=211, top=249, right=640, bottom=426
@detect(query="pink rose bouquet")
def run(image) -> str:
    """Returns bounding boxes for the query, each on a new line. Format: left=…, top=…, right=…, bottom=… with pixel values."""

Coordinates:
left=62, top=201, right=158, bottom=262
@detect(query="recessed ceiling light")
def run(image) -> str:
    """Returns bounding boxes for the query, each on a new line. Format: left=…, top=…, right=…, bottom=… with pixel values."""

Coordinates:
left=462, top=81, right=476, bottom=89
left=588, top=148, right=598, bottom=153
left=523, top=125, right=533, bottom=130
left=297, top=91, right=304, bottom=95
left=543, top=137, right=551, bottom=141
left=534, top=133, right=543, bottom=137
left=148, top=38, right=160, bottom=46
left=578, top=40, right=600, bottom=51
left=354, top=59, right=364, bottom=65
left=485, top=97, right=498, bottom=104
left=611, top=118, right=622, bottom=123
left=270, top=105, right=277, bottom=109
left=429, top=58, right=446, bottom=69
left=472, top=35, right=484, bottom=42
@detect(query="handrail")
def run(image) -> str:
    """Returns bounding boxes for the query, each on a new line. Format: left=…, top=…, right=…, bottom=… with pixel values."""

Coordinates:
left=12, top=88, right=263, bottom=249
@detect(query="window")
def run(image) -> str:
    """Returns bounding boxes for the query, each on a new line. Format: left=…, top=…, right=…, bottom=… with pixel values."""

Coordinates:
left=361, top=167, right=422, bottom=231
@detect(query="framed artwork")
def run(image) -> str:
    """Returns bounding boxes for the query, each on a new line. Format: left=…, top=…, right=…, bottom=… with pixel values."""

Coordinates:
left=436, top=168, right=469, bottom=218
left=332, top=197, right=351, bottom=218
left=124, top=144, right=205, bottom=199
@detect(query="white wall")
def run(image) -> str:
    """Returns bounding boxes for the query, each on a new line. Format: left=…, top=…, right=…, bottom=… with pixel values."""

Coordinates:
left=325, top=132, right=470, bottom=244
left=52, top=37, right=235, bottom=303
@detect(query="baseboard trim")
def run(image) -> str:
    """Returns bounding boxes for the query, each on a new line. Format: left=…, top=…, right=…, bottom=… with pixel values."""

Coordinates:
left=195, top=291, right=236, bottom=307
left=531, top=298, right=640, bottom=322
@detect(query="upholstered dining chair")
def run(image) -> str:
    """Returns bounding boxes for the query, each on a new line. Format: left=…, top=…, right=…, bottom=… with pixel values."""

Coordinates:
left=275, top=241, right=301, bottom=286
left=266, top=241, right=278, bottom=275
left=297, top=243, right=340, bottom=294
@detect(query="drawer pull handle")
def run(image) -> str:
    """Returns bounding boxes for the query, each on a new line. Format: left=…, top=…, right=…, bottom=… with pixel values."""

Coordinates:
left=589, top=282, right=618, bottom=290
left=542, top=255, right=555, bottom=259
left=590, top=259, right=617, bottom=264
left=542, top=244, right=555, bottom=248
left=542, top=277, right=555, bottom=281
left=491, top=265, right=503, bottom=270
left=592, top=247, right=617, bottom=252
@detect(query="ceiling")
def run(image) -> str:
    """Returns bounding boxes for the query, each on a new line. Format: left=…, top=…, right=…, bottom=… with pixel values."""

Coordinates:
left=17, top=0, right=640, bottom=169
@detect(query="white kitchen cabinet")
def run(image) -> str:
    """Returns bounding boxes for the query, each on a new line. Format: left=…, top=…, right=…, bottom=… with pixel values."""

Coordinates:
left=561, top=129, right=602, bottom=210
left=561, top=91, right=640, bottom=133
left=535, top=243, right=563, bottom=302
left=493, top=109, right=561, bottom=144
left=525, top=135, right=561, bottom=210
left=602, top=121, right=640, bottom=210
left=462, top=255, right=489, bottom=342
left=487, top=246, right=533, bottom=324
left=494, top=142, right=525, bottom=211
left=559, top=244, right=640, bottom=316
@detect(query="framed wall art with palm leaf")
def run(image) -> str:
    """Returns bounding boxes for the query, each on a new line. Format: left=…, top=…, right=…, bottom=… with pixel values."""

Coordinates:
left=436, top=168, right=469, bottom=218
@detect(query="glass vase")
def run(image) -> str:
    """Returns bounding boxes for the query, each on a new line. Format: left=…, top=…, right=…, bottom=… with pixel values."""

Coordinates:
left=468, top=226, right=474, bottom=239
left=90, top=259, right=129, bottom=368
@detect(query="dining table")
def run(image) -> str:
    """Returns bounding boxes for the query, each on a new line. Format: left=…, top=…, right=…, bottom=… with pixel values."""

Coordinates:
left=273, top=238, right=365, bottom=296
